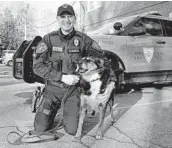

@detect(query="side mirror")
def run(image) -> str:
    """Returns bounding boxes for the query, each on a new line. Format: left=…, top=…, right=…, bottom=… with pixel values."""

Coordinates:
left=113, top=22, right=123, bottom=30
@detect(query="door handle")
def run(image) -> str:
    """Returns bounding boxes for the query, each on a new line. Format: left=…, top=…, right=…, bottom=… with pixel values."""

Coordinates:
left=156, top=41, right=166, bottom=44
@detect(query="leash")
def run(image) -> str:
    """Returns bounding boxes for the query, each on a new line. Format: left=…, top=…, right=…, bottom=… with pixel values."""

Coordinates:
left=7, top=85, right=75, bottom=145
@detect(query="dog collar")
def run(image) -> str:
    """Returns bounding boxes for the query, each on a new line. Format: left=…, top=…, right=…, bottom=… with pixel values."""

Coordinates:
left=90, top=78, right=100, bottom=82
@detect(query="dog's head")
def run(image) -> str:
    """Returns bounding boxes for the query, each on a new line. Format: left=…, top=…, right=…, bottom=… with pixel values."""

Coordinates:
left=76, top=56, right=105, bottom=75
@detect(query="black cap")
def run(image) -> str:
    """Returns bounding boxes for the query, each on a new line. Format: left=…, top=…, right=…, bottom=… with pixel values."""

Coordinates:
left=57, top=4, right=75, bottom=16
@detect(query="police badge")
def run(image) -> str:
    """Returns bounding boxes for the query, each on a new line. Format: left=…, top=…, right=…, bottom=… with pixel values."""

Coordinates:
left=73, top=39, right=80, bottom=47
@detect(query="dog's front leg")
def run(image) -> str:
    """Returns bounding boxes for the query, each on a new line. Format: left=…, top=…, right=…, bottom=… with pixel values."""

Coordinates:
left=96, top=103, right=107, bottom=140
left=75, top=106, right=87, bottom=140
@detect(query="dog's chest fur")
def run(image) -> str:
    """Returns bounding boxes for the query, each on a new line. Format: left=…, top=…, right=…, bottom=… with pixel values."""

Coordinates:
left=80, top=73, right=110, bottom=110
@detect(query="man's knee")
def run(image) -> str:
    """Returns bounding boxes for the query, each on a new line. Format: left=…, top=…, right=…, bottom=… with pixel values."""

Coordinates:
left=34, top=112, right=52, bottom=132
left=63, top=95, right=80, bottom=135
left=33, top=90, right=60, bottom=132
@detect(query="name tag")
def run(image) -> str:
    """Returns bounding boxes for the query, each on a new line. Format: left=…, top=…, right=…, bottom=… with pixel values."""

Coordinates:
left=68, top=49, right=80, bottom=53
left=52, top=47, right=63, bottom=52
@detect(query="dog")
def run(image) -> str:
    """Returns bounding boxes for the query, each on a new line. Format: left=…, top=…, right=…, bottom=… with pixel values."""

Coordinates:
left=75, top=56, right=116, bottom=140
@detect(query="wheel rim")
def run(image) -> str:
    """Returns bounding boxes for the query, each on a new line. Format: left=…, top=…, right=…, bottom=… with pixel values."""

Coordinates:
left=8, top=61, right=13, bottom=66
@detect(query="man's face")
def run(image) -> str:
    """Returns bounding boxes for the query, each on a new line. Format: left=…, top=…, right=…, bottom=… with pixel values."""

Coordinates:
left=57, top=13, right=76, bottom=33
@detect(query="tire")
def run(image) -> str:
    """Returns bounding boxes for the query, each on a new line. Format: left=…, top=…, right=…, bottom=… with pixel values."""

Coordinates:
left=115, top=69, right=125, bottom=92
left=110, top=58, right=125, bottom=92
left=105, top=52, right=129, bottom=93
left=7, top=60, right=13, bottom=66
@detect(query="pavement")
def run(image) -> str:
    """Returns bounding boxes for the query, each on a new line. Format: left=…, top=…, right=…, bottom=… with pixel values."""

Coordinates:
left=1, top=66, right=172, bottom=148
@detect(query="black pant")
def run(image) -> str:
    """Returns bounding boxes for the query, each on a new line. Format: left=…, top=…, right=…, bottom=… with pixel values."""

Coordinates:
left=34, top=85, right=80, bottom=135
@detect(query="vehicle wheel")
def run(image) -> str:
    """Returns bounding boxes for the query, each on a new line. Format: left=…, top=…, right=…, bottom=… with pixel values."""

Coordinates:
left=109, top=57, right=125, bottom=92
left=7, top=60, right=13, bottom=66
left=115, top=69, right=125, bottom=92
left=154, top=84, right=163, bottom=89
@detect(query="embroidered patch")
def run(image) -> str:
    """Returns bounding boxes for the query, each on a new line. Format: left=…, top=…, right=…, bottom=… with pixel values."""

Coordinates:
left=52, top=47, right=63, bottom=52
left=73, top=38, right=80, bottom=47
left=36, top=42, right=48, bottom=53
left=68, top=49, right=80, bottom=53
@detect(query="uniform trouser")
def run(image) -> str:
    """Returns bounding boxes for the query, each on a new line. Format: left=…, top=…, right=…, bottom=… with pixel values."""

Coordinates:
left=34, top=85, right=80, bottom=135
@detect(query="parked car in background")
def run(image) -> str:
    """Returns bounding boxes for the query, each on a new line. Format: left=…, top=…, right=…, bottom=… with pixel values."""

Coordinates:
left=0, top=54, right=2, bottom=64
left=2, top=50, right=16, bottom=66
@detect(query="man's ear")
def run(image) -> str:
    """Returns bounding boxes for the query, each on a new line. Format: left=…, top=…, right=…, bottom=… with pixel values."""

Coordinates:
left=73, top=16, right=77, bottom=23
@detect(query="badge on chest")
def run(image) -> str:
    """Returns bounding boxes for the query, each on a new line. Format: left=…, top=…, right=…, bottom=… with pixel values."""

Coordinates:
left=52, top=47, right=63, bottom=52
left=68, top=48, right=80, bottom=53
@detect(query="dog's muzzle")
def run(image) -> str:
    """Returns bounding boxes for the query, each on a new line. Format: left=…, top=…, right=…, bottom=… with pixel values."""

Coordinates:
left=77, top=67, right=88, bottom=74
left=76, top=62, right=88, bottom=74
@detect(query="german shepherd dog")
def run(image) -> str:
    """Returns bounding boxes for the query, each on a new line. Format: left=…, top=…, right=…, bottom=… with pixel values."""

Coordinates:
left=75, top=56, right=116, bottom=140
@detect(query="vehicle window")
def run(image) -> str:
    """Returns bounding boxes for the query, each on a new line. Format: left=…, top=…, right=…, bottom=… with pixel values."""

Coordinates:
left=162, top=20, right=172, bottom=36
left=128, top=17, right=163, bottom=36
left=88, top=16, right=136, bottom=35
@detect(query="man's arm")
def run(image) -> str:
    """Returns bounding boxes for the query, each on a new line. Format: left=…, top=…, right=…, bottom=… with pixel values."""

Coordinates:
left=33, top=35, right=62, bottom=81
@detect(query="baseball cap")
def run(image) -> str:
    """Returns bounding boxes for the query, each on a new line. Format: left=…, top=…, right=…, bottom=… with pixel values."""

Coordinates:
left=57, top=4, right=75, bottom=16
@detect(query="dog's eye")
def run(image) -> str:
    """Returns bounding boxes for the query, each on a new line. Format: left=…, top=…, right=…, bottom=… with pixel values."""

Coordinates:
left=87, top=59, right=93, bottom=63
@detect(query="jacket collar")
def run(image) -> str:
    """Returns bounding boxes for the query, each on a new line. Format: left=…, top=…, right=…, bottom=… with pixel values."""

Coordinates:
left=58, top=28, right=76, bottom=40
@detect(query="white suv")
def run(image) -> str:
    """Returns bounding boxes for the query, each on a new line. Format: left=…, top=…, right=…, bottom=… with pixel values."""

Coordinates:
left=2, top=50, right=16, bottom=66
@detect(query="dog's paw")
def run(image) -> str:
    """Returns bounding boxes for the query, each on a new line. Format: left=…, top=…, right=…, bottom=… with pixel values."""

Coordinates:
left=96, top=134, right=103, bottom=140
left=73, top=135, right=81, bottom=143
left=96, top=132, right=103, bottom=140
left=111, top=118, right=116, bottom=125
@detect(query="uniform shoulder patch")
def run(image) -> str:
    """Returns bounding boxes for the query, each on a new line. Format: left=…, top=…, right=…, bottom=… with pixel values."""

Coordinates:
left=49, top=31, right=58, bottom=37
left=36, top=42, right=48, bottom=53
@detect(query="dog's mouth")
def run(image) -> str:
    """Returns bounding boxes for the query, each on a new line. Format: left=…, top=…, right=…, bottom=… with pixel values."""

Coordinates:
left=78, top=68, right=88, bottom=74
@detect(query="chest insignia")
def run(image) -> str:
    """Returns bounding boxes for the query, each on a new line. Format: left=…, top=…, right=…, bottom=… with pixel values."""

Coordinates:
left=73, top=38, right=80, bottom=47
left=52, top=47, right=63, bottom=52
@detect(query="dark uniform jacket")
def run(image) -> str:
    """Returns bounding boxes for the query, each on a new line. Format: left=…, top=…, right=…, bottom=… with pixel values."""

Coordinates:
left=33, top=28, right=116, bottom=88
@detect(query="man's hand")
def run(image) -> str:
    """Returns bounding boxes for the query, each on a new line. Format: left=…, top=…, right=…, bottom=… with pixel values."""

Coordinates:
left=61, top=74, right=80, bottom=85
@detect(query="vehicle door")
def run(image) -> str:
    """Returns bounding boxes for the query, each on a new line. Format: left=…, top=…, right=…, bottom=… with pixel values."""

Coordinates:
left=160, top=19, right=172, bottom=71
left=126, top=17, right=165, bottom=73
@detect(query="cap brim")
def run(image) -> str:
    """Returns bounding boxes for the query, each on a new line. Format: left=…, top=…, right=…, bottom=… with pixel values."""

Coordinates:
left=59, top=11, right=73, bottom=16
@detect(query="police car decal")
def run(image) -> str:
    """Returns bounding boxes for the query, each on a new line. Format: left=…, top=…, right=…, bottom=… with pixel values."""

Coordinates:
left=143, top=47, right=154, bottom=63
left=52, top=47, right=63, bottom=52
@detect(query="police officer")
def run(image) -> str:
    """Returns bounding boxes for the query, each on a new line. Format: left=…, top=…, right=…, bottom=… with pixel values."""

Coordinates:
left=33, top=4, right=115, bottom=135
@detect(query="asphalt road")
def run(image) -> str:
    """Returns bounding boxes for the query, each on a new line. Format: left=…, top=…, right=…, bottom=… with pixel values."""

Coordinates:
left=1, top=64, right=172, bottom=148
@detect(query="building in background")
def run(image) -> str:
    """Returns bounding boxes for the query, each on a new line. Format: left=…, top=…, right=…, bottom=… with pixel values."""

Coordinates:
left=81, top=1, right=172, bottom=32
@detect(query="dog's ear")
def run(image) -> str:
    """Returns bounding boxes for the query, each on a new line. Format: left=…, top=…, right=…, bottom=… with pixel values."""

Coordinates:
left=95, top=58, right=104, bottom=69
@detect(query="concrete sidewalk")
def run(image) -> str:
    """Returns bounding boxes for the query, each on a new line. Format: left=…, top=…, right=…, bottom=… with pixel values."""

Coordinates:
left=91, top=87, right=172, bottom=148
left=0, top=80, right=140, bottom=148
left=1, top=85, right=142, bottom=148
left=1, top=79, right=172, bottom=148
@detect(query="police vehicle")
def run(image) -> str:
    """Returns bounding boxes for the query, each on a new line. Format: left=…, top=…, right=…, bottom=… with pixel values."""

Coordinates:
left=13, top=11, right=172, bottom=91
left=88, top=11, right=172, bottom=90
